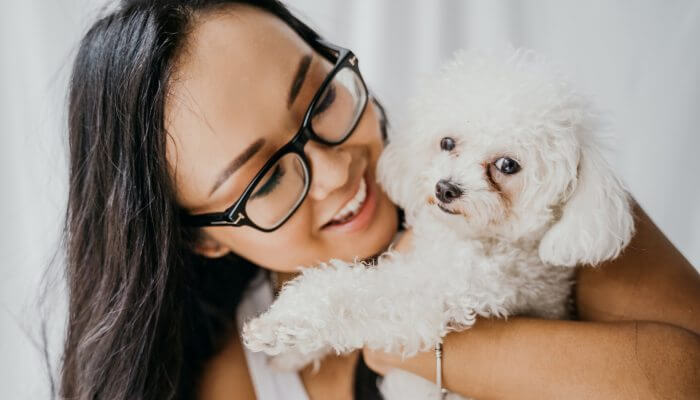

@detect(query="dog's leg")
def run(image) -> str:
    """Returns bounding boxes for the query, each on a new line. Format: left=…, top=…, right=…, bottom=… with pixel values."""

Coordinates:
left=242, top=259, right=378, bottom=356
left=242, top=251, right=455, bottom=358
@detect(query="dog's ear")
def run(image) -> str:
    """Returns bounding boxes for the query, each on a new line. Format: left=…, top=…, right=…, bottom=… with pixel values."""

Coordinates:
left=377, top=125, right=427, bottom=221
left=538, top=139, right=635, bottom=267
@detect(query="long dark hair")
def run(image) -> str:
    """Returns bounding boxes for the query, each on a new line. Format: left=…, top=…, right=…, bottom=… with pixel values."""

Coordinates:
left=62, top=1, right=381, bottom=398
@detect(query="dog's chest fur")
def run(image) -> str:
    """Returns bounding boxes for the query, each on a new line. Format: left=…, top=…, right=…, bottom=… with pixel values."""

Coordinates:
left=412, top=217, right=576, bottom=322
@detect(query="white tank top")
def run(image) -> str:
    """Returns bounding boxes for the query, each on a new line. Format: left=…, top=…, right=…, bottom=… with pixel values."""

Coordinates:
left=236, top=274, right=310, bottom=400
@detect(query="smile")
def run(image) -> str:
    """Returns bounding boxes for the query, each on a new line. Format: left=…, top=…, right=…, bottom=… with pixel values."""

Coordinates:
left=328, top=176, right=368, bottom=224
left=321, top=170, right=378, bottom=233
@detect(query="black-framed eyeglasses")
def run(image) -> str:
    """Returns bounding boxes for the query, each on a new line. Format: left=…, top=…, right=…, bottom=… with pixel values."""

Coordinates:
left=185, top=38, right=369, bottom=232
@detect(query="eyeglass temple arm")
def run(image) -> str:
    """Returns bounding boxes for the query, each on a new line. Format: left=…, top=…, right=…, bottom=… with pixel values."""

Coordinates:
left=184, top=211, right=244, bottom=227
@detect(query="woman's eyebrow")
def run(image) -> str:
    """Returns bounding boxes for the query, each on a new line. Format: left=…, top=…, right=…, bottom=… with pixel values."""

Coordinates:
left=287, top=53, right=312, bottom=108
left=207, top=54, right=312, bottom=197
left=209, top=138, right=266, bottom=197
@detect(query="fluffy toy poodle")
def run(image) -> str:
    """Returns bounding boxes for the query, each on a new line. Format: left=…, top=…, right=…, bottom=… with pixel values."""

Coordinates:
left=242, top=47, right=635, bottom=399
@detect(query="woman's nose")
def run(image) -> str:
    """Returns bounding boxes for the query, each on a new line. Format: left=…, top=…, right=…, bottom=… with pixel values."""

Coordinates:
left=305, top=142, right=351, bottom=200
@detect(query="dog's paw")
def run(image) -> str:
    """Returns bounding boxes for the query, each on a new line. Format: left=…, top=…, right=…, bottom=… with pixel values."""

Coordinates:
left=242, top=316, right=286, bottom=354
left=242, top=313, right=323, bottom=356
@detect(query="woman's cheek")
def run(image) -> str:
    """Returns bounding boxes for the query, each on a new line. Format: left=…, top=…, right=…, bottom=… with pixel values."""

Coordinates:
left=251, top=207, right=320, bottom=269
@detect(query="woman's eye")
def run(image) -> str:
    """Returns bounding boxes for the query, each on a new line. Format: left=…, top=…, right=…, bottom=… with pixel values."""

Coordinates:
left=251, top=164, right=285, bottom=198
left=440, top=137, right=456, bottom=151
left=493, top=157, right=521, bottom=175
left=312, top=83, right=336, bottom=116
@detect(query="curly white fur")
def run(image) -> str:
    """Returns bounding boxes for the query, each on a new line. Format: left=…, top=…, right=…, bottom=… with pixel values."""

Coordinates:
left=242, top=47, right=635, bottom=399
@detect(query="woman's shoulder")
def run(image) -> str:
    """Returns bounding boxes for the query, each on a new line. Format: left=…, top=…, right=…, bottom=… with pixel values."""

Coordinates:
left=198, top=330, right=256, bottom=400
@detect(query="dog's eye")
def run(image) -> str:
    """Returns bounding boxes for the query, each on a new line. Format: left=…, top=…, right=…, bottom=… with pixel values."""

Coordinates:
left=494, top=157, right=521, bottom=174
left=440, top=137, right=456, bottom=151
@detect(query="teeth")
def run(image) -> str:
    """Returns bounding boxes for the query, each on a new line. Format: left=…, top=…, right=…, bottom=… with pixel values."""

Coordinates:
left=330, top=177, right=367, bottom=223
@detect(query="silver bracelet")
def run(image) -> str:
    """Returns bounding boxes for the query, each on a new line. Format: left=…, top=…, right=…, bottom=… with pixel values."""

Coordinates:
left=435, top=342, right=448, bottom=399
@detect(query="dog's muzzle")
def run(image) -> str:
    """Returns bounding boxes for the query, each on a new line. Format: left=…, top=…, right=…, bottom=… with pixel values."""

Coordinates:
left=435, top=179, right=463, bottom=203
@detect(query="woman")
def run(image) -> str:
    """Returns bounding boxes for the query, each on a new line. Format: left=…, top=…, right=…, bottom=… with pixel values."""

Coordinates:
left=62, top=0, right=700, bottom=399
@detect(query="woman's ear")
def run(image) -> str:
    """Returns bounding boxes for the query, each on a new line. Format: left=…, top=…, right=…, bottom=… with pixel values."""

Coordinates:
left=538, top=140, right=635, bottom=267
left=193, top=230, right=231, bottom=258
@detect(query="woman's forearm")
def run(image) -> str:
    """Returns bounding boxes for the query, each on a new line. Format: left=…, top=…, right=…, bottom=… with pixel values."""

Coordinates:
left=366, top=317, right=700, bottom=399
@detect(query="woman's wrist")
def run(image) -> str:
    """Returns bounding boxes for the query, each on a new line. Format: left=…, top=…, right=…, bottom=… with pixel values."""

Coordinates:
left=362, top=317, right=498, bottom=397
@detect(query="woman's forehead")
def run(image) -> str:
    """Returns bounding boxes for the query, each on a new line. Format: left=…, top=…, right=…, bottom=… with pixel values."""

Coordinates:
left=165, top=6, right=312, bottom=208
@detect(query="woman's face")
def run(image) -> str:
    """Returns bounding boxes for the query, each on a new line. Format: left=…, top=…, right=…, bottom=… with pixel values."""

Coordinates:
left=165, top=5, right=398, bottom=272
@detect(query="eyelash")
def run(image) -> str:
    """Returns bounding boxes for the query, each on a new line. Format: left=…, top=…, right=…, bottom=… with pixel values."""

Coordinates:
left=314, top=83, right=336, bottom=115
left=251, top=164, right=285, bottom=198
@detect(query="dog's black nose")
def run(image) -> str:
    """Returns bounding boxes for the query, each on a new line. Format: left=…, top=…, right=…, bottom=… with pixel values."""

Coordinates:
left=435, top=179, right=463, bottom=203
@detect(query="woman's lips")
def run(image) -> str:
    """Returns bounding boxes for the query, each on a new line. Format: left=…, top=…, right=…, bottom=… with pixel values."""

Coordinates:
left=328, top=177, right=367, bottom=224
left=321, top=170, right=378, bottom=233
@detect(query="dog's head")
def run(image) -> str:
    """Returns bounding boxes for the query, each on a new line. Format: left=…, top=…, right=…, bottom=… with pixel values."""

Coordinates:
left=378, top=48, right=634, bottom=266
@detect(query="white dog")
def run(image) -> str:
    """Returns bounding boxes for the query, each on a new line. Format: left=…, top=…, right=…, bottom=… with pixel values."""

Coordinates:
left=242, top=48, right=635, bottom=399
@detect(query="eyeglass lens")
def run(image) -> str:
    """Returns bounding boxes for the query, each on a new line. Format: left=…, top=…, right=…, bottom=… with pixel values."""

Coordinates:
left=245, top=65, right=366, bottom=229
left=310, top=66, right=367, bottom=143
left=245, top=152, right=308, bottom=229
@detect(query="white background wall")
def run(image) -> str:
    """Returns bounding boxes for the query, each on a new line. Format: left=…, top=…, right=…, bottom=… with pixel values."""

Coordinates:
left=1, top=1, right=698, bottom=398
